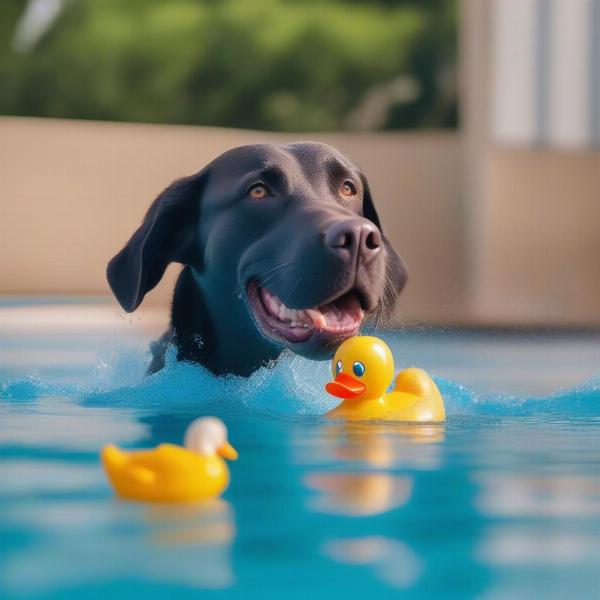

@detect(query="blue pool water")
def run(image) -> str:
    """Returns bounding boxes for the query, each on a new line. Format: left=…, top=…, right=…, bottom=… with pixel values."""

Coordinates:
left=1, top=300, right=599, bottom=599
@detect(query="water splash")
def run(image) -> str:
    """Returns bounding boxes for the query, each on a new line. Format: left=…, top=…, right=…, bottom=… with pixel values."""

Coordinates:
left=435, top=375, right=600, bottom=417
left=1, top=347, right=599, bottom=418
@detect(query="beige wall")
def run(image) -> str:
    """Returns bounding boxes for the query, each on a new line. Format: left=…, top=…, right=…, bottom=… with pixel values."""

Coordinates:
left=473, top=147, right=600, bottom=325
left=0, top=116, right=464, bottom=324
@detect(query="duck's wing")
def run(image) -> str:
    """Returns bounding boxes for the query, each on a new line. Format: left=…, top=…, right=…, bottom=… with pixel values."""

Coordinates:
left=101, top=444, right=128, bottom=475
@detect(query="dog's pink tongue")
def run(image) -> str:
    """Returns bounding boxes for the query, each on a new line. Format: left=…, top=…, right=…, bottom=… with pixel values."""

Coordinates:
left=307, top=295, right=364, bottom=331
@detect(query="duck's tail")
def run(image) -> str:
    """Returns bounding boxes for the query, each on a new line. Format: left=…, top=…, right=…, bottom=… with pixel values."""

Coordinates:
left=101, top=444, right=128, bottom=479
left=392, top=368, right=445, bottom=421
left=392, top=368, right=441, bottom=399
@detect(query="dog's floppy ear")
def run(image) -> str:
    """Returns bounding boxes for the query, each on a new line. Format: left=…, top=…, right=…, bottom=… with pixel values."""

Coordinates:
left=360, top=173, right=409, bottom=298
left=107, top=171, right=207, bottom=312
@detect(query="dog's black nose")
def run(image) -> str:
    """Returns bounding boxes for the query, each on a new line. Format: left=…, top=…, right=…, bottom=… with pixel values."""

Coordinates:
left=324, top=219, right=381, bottom=262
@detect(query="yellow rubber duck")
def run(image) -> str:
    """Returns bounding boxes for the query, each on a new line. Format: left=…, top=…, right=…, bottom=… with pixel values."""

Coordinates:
left=325, top=336, right=445, bottom=422
left=102, top=417, right=238, bottom=503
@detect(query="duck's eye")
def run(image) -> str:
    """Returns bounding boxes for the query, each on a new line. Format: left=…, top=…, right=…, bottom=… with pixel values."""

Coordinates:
left=352, top=361, right=365, bottom=377
left=339, top=180, right=357, bottom=198
left=335, top=360, right=343, bottom=376
left=247, top=183, right=269, bottom=200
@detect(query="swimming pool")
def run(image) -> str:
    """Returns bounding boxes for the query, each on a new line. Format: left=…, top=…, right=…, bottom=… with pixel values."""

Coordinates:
left=1, top=299, right=599, bottom=599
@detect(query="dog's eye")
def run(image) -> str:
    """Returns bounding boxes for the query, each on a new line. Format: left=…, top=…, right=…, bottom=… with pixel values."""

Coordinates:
left=340, top=180, right=357, bottom=198
left=247, top=183, right=269, bottom=200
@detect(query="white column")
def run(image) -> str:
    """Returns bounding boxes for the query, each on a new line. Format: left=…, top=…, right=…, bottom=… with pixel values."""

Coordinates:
left=548, top=0, right=593, bottom=147
left=491, top=0, right=539, bottom=145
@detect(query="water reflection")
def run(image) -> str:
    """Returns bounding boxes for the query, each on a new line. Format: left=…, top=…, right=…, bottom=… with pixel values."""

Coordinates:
left=0, top=460, right=101, bottom=495
left=474, top=473, right=600, bottom=517
left=303, top=419, right=461, bottom=595
left=479, top=525, right=600, bottom=566
left=0, top=498, right=236, bottom=594
left=322, top=536, right=423, bottom=589
left=294, top=421, right=445, bottom=470
left=301, top=421, right=424, bottom=517
left=477, top=525, right=600, bottom=600
left=328, top=422, right=445, bottom=468
left=304, top=472, right=413, bottom=516
left=0, top=397, right=144, bottom=450
left=145, top=499, right=235, bottom=546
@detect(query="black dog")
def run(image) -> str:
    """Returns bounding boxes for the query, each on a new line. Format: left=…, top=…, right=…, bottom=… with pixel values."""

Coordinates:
left=107, top=142, right=407, bottom=376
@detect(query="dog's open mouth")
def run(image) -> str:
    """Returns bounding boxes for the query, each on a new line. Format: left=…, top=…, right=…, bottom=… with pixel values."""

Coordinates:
left=247, top=281, right=364, bottom=345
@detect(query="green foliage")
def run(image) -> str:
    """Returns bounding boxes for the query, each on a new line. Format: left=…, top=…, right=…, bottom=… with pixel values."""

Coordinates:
left=0, top=0, right=457, bottom=131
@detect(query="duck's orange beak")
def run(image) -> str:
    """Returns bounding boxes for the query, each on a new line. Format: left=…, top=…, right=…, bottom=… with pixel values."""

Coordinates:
left=217, top=442, right=238, bottom=461
left=325, top=372, right=366, bottom=399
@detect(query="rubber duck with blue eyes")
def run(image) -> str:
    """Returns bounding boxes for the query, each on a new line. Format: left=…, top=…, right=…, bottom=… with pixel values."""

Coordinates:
left=102, top=417, right=238, bottom=503
left=325, top=336, right=445, bottom=422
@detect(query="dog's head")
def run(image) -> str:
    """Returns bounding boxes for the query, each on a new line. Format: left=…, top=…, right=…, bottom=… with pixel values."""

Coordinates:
left=107, top=142, right=407, bottom=362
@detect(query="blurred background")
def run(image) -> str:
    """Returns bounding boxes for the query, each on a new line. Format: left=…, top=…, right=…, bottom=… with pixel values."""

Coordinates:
left=0, top=0, right=599, bottom=329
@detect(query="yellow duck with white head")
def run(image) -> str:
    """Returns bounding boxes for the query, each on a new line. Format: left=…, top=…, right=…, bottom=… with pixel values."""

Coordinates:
left=325, top=336, right=445, bottom=422
left=102, top=417, right=238, bottom=503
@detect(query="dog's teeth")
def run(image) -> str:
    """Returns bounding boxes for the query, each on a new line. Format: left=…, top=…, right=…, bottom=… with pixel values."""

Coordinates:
left=321, top=306, right=335, bottom=327
left=333, top=305, right=342, bottom=320
left=269, top=297, right=279, bottom=315
left=297, top=309, right=310, bottom=326
left=296, top=310, right=310, bottom=326
left=305, top=308, right=327, bottom=330
left=262, top=288, right=282, bottom=317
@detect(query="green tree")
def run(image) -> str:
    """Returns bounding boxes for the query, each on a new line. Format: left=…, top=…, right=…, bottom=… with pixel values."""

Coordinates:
left=0, top=0, right=457, bottom=131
